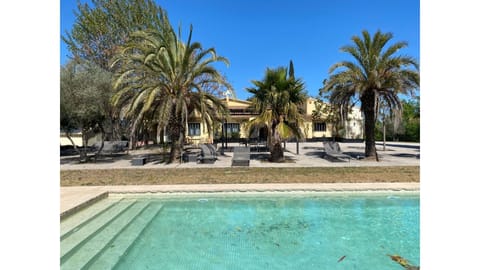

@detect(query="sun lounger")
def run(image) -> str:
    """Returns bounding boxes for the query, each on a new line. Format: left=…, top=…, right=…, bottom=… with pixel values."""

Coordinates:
left=197, top=144, right=217, bottom=164
left=182, top=151, right=200, bottom=162
left=323, top=141, right=351, bottom=162
left=206, top=144, right=218, bottom=159
left=232, top=146, right=250, bottom=166
left=93, top=141, right=129, bottom=155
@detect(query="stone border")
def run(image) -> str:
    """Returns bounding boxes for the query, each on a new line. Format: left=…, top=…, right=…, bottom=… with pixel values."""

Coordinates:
left=106, top=182, right=419, bottom=193
left=60, top=191, right=108, bottom=220
left=60, top=183, right=419, bottom=219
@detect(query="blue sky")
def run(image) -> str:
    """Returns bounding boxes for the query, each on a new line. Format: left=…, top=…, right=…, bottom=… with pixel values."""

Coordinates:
left=60, top=0, right=419, bottom=101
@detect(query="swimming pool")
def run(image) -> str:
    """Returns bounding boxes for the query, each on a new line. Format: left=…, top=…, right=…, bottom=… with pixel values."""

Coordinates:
left=60, top=192, right=419, bottom=269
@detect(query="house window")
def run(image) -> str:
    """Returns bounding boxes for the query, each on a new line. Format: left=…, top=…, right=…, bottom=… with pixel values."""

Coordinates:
left=313, top=122, right=326, bottom=132
left=188, top=123, right=201, bottom=136
left=224, top=123, right=240, bottom=136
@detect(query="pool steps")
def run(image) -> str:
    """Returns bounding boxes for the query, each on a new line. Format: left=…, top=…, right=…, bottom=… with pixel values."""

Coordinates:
left=88, top=202, right=164, bottom=269
left=64, top=201, right=149, bottom=269
left=61, top=197, right=124, bottom=240
left=61, top=200, right=137, bottom=263
left=60, top=198, right=163, bottom=270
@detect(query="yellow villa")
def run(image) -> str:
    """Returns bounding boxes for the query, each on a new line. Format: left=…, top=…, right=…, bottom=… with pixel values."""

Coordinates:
left=185, top=97, right=364, bottom=145
left=61, top=97, right=364, bottom=147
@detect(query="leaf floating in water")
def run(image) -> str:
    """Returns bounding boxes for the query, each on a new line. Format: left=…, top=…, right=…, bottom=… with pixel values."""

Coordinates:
left=388, top=254, right=409, bottom=267
left=337, top=255, right=346, bottom=262
left=387, top=254, right=419, bottom=269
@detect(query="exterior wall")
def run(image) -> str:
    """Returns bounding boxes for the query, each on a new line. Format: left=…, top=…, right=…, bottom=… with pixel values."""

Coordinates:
left=60, top=134, right=83, bottom=146
left=309, top=123, right=334, bottom=139
left=302, top=97, right=364, bottom=140
left=209, top=97, right=364, bottom=141
left=304, top=98, right=317, bottom=118
left=212, top=98, right=256, bottom=142
left=303, top=97, right=329, bottom=139
left=60, top=132, right=102, bottom=146
left=343, top=107, right=364, bottom=139
left=185, top=98, right=255, bottom=144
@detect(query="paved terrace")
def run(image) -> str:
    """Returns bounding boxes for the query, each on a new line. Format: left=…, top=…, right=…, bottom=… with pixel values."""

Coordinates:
left=60, top=141, right=420, bottom=218
left=61, top=141, right=420, bottom=170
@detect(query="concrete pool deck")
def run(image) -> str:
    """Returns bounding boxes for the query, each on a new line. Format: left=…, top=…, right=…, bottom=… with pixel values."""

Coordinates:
left=60, top=141, right=420, bottom=218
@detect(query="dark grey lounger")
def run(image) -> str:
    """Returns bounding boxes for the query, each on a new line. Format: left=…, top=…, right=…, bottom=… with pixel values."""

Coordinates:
left=232, top=146, right=250, bottom=166
left=323, top=141, right=351, bottom=162
left=197, top=144, right=217, bottom=164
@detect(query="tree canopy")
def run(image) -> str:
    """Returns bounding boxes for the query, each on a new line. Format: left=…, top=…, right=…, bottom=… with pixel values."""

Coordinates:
left=62, top=0, right=169, bottom=71
left=246, top=61, right=307, bottom=162
left=62, top=0, right=172, bottom=141
left=111, top=23, right=232, bottom=163
left=321, top=30, right=419, bottom=160
left=60, top=59, right=113, bottom=160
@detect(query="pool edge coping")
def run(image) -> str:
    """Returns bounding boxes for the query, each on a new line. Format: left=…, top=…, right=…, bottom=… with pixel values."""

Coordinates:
left=60, top=191, right=108, bottom=220
left=60, top=182, right=419, bottom=219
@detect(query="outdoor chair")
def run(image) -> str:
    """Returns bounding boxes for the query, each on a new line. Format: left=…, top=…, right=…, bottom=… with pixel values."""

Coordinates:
left=323, top=141, right=351, bottom=162
left=197, top=144, right=217, bottom=164
left=206, top=143, right=218, bottom=159
left=93, top=141, right=129, bottom=155
left=232, top=146, right=250, bottom=166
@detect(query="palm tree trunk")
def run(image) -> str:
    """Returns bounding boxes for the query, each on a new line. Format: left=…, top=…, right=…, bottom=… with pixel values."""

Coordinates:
left=270, top=142, right=284, bottom=162
left=269, top=122, right=284, bottom=162
left=383, top=121, right=386, bottom=151
left=168, top=136, right=180, bottom=163
left=167, top=115, right=185, bottom=163
left=362, top=91, right=378, bottom=160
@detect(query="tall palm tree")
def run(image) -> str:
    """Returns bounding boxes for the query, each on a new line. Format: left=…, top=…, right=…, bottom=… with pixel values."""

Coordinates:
left=111, top=22, right=232, bottom=163
left=322, top=30, right=419, bottom=160
left=246, top=62, right=307, bottom=162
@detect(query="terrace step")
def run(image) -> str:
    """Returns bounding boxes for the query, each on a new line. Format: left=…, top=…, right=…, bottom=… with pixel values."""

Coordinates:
left=60, top=199, right=136, bottom=261
left=61, top=200, right=150, bottom=270
left=86, top=202, right=164, bottom=269
left=61, top=197, right=123, bottom=240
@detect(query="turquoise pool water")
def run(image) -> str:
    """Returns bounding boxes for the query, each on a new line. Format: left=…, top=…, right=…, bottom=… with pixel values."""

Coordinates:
left=61, top=192, right=419, bottom=269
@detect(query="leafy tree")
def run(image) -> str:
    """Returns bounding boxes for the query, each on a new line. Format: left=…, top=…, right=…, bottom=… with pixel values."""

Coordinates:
left=246, top=61, right=308, bottom=162
left=377, top=99, right=400, bottom=149
left=62, top=0, right=168, bottom=70
left=321, top=30, right=419, bottom=160
left=398, top=98, right=420, bottom=142
left=62, top=0, right=170, bottom=140
left=60, top=60, right=113, bottom=161
left=111, top=22, right=232, bottom=163
left=374, top=97, right=420, bottom=142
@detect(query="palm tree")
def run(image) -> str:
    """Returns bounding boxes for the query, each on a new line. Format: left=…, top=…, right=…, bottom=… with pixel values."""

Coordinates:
left=111, top=21, right=232, bottom=163
left=246, top=61, right=308, bottom=162
left=321, top=30, right=419, bottom=160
